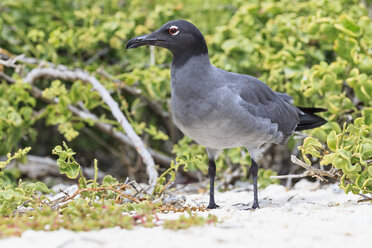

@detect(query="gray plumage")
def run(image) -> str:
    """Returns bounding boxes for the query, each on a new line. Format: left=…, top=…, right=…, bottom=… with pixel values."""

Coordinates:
left=170, top=55, right=299, bottom=161
left=126, top=20, right=326, bottom=209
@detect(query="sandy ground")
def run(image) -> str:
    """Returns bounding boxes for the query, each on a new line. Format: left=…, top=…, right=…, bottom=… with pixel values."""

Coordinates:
left=1, top=180, right=371, bottom=248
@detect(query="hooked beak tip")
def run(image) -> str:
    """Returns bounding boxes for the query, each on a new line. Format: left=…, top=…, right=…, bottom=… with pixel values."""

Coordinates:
left=126, top=34, right=164, bottom=49
left=126, top=36, right=144, bottom=49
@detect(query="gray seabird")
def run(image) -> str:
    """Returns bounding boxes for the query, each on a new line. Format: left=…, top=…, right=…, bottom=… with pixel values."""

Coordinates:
left=126, top=20, right=326, bottom=209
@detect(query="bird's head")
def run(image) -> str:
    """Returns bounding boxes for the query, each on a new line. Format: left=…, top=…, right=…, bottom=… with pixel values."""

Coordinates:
left=126, top=20, right=208, bottom=58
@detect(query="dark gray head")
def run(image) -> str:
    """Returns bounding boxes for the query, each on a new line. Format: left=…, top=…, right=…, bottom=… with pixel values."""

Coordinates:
left=126, top=20, right=208, bottom=66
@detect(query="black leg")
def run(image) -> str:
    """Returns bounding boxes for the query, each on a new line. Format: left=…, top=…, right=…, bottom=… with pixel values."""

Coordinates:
left=207, top=158, right=219, bottom=209
left=250, top=159, right=260, bottom=209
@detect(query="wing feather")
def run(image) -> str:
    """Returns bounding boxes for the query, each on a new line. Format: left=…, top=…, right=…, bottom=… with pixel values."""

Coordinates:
left=231, top=76, right=299, bottom=142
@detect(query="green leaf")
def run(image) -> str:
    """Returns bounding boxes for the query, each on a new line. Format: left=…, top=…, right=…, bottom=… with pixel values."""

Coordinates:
left=32, top=182, right=50, bottom=193
left=351, top=186, right=360, bottom=194
left=102, top=175, right=119, bottom=187
left=361, top=143, right=372, bottom=160
left=327, top=131, right=337, bottom=151
left=303, top=137, right=323, bottom=149
left=333, top=157, right=348, bottom=170
left=59, top=161, right=80, bottom=179
left=368, top=166, right=372, bottom=177
left=0, top=189, right=15, bottom=200
left=302, top=154, right=311, bottom=165
left=334, top=15, right=362, bottom=37
left=362, top=178, right=372, bottom=191
left=320, top=153, right=336, bottom=166
left=343, top=162, right=361, bottom=174
left=338, top=149, right=351, bottom=160
left=334, top=34, right=357, bottom=61
left=53, top=143, right=81, bottom=179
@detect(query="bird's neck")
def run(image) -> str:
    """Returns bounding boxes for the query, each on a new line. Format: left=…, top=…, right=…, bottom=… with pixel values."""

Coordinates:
left=171, top=51, right=211, bottom=70
left=170, top=53, right=212, bottom=91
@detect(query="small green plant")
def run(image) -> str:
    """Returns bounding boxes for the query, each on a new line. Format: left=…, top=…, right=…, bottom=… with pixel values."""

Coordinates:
left=154, top=150, right=205, bottom=196
left=52, top=142, right=82, bottom=179
left=0, top=144, right=218, bottom=238
left=258, top=169, right=280, bottom=189
left=300, top=118, right=372, bottom=194
left=0, top=147, right=50, bottom=216
left=163, top=211, right=218, bottom=230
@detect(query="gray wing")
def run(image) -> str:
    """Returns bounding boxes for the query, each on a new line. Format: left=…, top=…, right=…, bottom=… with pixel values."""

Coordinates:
left=275, top=92, right=294, bottom=104
left=230, top=75, right=299, bottom=143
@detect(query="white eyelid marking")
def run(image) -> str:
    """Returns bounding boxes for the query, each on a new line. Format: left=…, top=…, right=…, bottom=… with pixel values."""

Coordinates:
left=169, top=25, right=179, bottom=35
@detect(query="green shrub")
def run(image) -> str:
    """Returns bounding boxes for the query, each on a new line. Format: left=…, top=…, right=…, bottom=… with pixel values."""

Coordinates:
left=0, top=0, right=371, bottom=192
left=301, top=118, right=372, bottom=194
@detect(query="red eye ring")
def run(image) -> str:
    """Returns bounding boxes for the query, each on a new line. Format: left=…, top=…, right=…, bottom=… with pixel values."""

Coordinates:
left=169, top=25, right=179, bottom=35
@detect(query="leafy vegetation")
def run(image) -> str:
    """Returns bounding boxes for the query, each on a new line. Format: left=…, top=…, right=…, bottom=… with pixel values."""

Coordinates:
left=300, top=118, right=372, bottom=194
left=0, top=0, right=371, bottom=238
left=0, top=145, right=215, bottom=238
left=163, top=212, right=218, bottom=230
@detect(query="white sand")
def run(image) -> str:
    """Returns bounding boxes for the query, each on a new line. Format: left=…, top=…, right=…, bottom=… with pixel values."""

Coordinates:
left=1, top=180, right=371, bottom=248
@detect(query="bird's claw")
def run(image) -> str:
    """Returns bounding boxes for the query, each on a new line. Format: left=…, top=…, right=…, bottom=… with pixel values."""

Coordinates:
left=251, top=202, right=260, bottom=210
left=207, top=202, right=220, bottom=209
left=233, top=202, right=260, bottom=210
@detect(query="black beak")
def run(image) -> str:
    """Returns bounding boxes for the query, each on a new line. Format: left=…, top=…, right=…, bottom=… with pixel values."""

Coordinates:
left=126, top=34, right=164, bottom=49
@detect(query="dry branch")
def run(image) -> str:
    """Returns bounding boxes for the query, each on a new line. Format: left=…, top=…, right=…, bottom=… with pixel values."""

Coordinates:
left=1, top=53, right=176, bottom=185
left=23, top=67, right=159, bottom=186
left=23, top=82, right=172, bottom=167
left=67, top=104, right=171, bottom=166
left=271, top=155, right=339, bottom=181
left=0, top=71, right=16, bottom=83
left=0, top=52, right=172, bottom=167
left=0, top=52, right=67, bottom=70
left=0, top=54, right=24, bottom=68
left=2, top=155, right=60, bottom=178
left=358, top=193, right=372, bottom=203
left=62, top=185, right=139, bottom=203
left=97, top=69, right=171, bottom=123
left=270, top=171, right=312, bottom=180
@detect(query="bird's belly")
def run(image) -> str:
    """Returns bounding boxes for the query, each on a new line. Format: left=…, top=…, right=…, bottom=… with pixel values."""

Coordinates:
left=172, top=105, right=277, bottom=149
left=178, top=119, right=259, bottom=149
left=171, top=89, right=284, bottom=150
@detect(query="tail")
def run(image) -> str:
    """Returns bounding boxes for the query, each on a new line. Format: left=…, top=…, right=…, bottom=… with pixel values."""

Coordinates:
left=295, top=107, right=327, bottom=131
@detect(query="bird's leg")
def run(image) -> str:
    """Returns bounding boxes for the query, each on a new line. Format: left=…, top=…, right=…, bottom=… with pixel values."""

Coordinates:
left=250, top=159, right=260, bottom=209
left=207, top=158, right=219, bottom=209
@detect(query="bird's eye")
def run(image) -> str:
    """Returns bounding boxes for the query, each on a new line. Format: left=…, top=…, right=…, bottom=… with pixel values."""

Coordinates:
left=169, top=26, right=179, bottom=36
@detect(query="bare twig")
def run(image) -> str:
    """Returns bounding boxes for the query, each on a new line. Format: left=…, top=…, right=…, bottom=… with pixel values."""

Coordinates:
left=62, top=185, right=139, bottom=203
left=291, top=156, right=338, bottom=180
left=17, top=155, right=60, bottom=178
left=70, top=104, right=171, bottom=166
left=27, top=84, right=172, bottom=167
left=0, top=52, right=67, bottom=70
left=1, top=52, right=172, bottom=170
left=86, top=47, right=110, bottom=65
left=271, top=171, right=312, bottom=180
left=358, top=193, right=372, bottom=203
left=97, top=68, right=170, bottom=121
left=0, top=71, right=16, bottom=83
left=150, top=46, right=156, bottom=66
left=0, top=54, right=24, bottom=68
left=23, top=67, right=159, bottom=186
left=271, top=155, right=339, bottom=181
